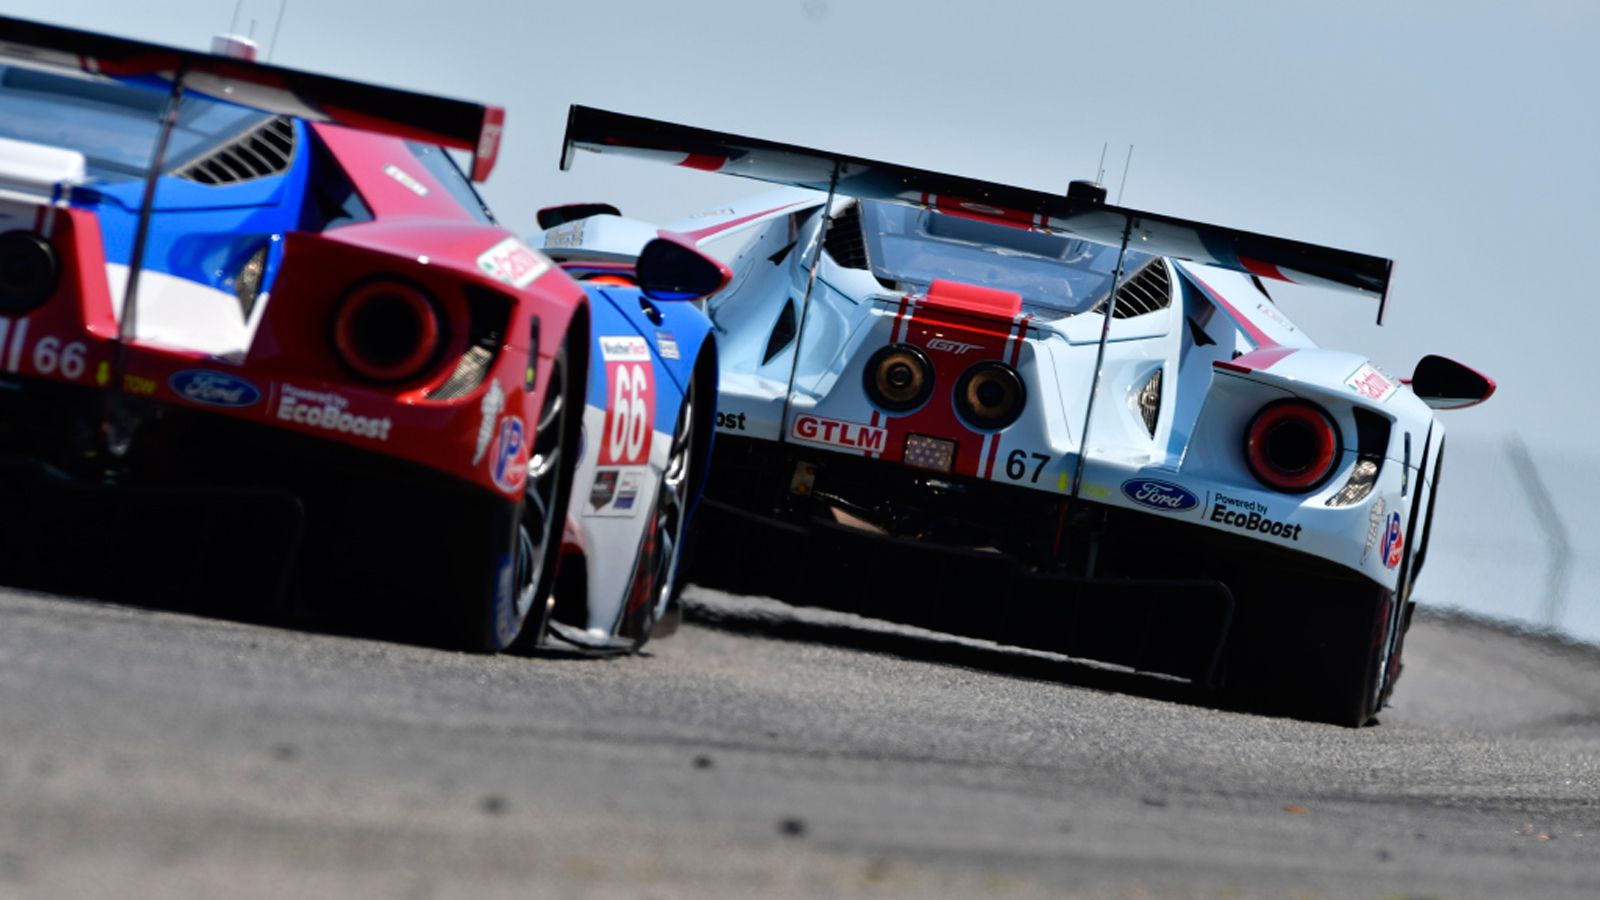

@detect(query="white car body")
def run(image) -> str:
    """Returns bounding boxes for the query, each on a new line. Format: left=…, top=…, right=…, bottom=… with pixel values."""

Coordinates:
left=548, top=107, right=1492, bottom=724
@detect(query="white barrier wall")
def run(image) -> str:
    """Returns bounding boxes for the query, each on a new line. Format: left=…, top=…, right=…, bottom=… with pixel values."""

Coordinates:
left=1415, top=436, right=1599, bottom=645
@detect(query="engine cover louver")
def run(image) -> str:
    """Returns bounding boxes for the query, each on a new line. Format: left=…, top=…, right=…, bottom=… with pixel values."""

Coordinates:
left=175, top=116, right=297, bottom=185
left=1096, top=258, right=1172, bottom=319
left=823, top=202, right=868, bottom=269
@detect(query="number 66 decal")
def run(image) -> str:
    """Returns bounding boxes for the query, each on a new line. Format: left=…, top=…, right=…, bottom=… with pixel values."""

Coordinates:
left=600, top=336, right=654, bottom=466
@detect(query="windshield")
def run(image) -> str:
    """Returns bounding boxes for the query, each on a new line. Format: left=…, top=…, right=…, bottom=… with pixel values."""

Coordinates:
left=0, top=64, right=271, bottom=182
left=858, top=200, right=1151, bottom=316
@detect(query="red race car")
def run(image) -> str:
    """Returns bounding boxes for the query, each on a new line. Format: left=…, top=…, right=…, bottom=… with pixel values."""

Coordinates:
left=0, top=18, right=617, bottom=650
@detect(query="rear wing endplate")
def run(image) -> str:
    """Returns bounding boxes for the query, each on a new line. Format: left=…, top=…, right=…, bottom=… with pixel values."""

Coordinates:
left=562, top=105, right=1394, bottom=322
left=0, top=15, right=504, bottom=180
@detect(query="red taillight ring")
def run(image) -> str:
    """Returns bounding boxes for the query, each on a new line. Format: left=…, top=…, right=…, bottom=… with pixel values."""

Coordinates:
left=332, top=280, right=442, bottom=383
left=1245, top=400, right=1341, bottom=492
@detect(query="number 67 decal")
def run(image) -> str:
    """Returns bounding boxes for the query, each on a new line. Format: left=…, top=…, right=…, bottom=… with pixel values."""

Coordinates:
left=600, top=337, right=654, bottom=466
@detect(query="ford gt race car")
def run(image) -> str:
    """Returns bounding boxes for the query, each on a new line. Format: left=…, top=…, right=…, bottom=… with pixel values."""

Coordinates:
left=548, top=107, right=1496, bottom=725
left=0, top=20, right=721, bottom=655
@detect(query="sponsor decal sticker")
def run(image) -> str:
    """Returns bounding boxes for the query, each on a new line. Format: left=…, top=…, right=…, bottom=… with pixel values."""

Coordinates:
left=1209, top=491, right=1302, bottom=541
left=170, top=369, right=261, bottom=408
left=715, top=410, right=747, bottom=432
left=382, top=164, right=429, bottom=197
left=473, top=380, right=505, bottom=466
left=1381, top=511, right=1404, bottom=570
left=790, top=414, right=886, bottom=453
left=477, top=237, right=551, bottom=289
left=277, top=383, right=392, bottom=441
left=926, top=337, right=981, bottom=355
left=542, top=220, right=585, bottom=249
left=615, top=472, right=640, bottom=510
left=589, top=470, right=618, bottom=509
left=1121, top=478, right=1200, bottom=513
left=1256, top=302, right=1296, bottom=332
left=585, top=467, right=645, bottom=517
left=600, top=336, right=654, bottom=466
left=122, top=373, right=156, bottom=395
left=489, top=416, right=527, bottom=493
left=656, top=330, right=680, bottom=360
left=1345, top=362, right=1396, bottom=402
left=1361, top=497, right=1387, bottom=565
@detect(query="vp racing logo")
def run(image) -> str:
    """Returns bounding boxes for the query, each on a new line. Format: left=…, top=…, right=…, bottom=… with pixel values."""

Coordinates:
left=169, top=370, right=261, bottom=408
left=489, top=416, right=528, bottom=493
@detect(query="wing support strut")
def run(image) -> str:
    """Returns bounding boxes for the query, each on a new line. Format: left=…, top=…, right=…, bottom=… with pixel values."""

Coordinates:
left=777, top=162, right=842, bottom=446
left=1069, top=214, right=1136, bottom=506
left=101, top=67, right=187, bottom=457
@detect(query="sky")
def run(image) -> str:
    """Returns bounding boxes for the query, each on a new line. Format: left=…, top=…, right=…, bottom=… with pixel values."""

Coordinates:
left=5, top=0, right=1598, bottom=639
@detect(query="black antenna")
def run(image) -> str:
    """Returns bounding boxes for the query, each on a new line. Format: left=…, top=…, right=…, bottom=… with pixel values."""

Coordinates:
left=228, top=0, right=242, bottom=34
left=1095, top=142, right=1108, bottom=185
left=1116, top=145, right=1134, bottom=204
left=267, top=0, right=287, bottom=62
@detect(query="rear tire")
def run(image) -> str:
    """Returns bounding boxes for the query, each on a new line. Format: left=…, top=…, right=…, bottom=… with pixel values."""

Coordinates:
left=1224, top=582, right=1392, bottom=727
left=457, top=340, right=578, bottom=653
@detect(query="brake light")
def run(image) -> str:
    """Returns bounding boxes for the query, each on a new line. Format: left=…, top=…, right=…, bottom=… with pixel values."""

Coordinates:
left=331, top=279, right=443, bottom=383
left=1245, top=400, right=1340, bottom=492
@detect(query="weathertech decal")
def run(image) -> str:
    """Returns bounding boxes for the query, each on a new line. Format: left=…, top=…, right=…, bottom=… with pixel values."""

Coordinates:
left=791, top=415, right=886, bottom=453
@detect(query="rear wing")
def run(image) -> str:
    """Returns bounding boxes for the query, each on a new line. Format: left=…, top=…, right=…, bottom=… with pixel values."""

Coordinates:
left=561, top=106, right=1394, bottom=322
left=0, top=15, right=504, bottom=181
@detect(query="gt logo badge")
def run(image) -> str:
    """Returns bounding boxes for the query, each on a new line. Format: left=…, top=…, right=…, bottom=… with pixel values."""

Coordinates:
left=1381, top=511, right=1404, bottom=569
left=926, top=338, right=981, bottom=355
left=601, top=337, right=653, bottom=466
left=791, top=415, right=885, bottom=452
left=1121, top=478, right=1199, bottom=512
left=489, top=416, right=527, bottom=493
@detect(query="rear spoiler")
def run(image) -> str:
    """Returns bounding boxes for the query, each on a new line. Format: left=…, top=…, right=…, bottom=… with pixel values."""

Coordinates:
left=0, top=15, right=504, bottom=181
left=561, top=106, right=1394, bottom=322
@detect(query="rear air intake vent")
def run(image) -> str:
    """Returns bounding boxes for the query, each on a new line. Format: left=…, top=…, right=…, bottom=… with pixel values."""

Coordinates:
left=823, top=202, right=868, bottom=269
left=1095, top=258, right=1172, bottom=319
left=175, top=116, right=297, bottom=185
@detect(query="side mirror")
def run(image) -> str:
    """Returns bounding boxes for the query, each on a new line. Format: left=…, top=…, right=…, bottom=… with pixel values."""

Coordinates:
left=1409, top=355, right=1495, bottom=410
left=635, top=234, right=731, bottom=302
left=536, top=202, right=621, bottom=230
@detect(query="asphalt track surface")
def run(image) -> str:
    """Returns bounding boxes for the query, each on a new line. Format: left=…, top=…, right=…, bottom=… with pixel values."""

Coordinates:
left=1, top=584, right=1597, bottom=899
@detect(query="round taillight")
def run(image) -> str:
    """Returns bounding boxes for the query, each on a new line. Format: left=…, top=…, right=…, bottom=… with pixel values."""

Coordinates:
left=954, top=361, right=1026, bottom=430
left=1245, top=400, right=1341, bottom=492
left=0, top=230, right=60, bottom=315
left=331, top=280, right=443, bottom=383
left=863, top=344, right=934, bottom=413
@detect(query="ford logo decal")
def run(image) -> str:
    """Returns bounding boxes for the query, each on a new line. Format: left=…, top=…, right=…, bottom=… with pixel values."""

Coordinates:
left=169, top=369, right=262, bottom=408
left=1121, top=478, right=1199, bottom=513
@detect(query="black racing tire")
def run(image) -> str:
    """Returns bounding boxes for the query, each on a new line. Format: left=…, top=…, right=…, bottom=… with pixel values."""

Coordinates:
left=617, top=362, right=701, bottom=650
left=1223, top=581, right=1393, bottom=728
left=453, top=337, right=580, bottom=653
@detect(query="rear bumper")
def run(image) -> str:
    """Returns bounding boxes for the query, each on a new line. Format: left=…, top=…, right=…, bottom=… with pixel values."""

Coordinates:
left=0, top=378, right=512, bottom=615
left=693, top=435, right=1381, bottom=681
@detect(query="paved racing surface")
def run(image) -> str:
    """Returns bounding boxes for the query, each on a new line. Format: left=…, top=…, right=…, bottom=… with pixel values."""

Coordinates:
left=1, top=585, right=1596, bottom=898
